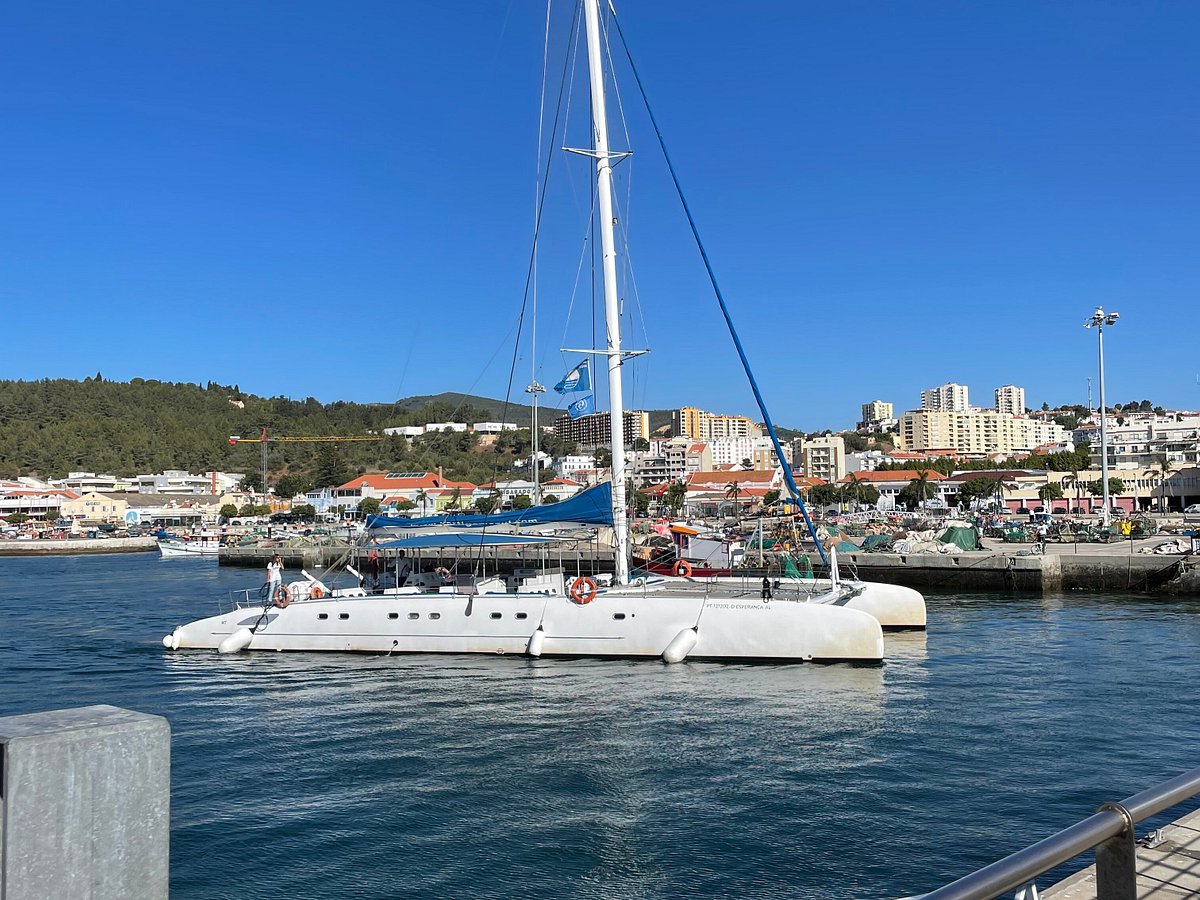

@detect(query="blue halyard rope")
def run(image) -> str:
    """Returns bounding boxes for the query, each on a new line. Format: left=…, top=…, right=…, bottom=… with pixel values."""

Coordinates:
left=609, top=11, right=829, bottom=567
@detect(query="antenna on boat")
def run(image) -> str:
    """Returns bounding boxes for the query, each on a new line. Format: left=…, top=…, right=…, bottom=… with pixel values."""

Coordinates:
left=582, top=0, right=631, bottom=585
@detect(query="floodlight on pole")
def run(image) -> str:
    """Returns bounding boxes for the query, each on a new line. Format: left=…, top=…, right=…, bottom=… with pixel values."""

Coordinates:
left=1084, top=307, right=1119, bottom=527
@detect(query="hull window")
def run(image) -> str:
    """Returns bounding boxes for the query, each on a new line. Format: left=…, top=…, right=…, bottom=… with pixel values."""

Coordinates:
left=387, top=612, right=399, bottom=620
left=489, top=612, right=502, bottom=620
left=318, top=613, right=328, bottom=620
left=429, top=613, right=441, bottom=620
left=408, top=613, right=419, bottom=620
left=612, top=613, right=626, bottom=620
left=338, top=613, right=350, bottom=620
left=515, top=612, right=528, bottom=620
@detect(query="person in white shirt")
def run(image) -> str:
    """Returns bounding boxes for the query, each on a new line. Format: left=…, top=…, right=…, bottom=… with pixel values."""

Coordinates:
left=266, top=555, right=283, bottom=596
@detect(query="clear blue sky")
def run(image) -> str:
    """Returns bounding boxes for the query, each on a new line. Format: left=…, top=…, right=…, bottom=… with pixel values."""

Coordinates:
left=3, top=1, right=1197, bottom=430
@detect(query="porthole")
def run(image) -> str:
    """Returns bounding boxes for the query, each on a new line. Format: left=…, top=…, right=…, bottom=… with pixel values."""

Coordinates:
left=388, top=612, right=399, bottom=620
left=490, top=612, right=502, bottom=620
left=408, top=612, right=419, bottom=620
left=429, top=612, right=441, bottom=620
left=515, top=612, right=528, bottom=620
left=613, top=613, right=626, bottom=620
left=318, top=613, right=329, bottom=620
left=339, top=613, right=350, bottom=620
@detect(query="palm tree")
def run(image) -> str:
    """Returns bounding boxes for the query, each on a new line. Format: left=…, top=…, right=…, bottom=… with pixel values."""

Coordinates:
left=1061, top=472, right=1079, bottom=512
left=414, top=489, right=429, bottom=515
left=914, top=469, right=934, bottom=513
left=724, top=481, right=742, bottom=522
left=447, top=486, right=462, bottom=510
left=1156, top=454, right=1173, bottom=513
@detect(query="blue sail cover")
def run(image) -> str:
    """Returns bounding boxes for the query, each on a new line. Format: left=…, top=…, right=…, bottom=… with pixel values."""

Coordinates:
left=366, top=481, right=613, bottom=531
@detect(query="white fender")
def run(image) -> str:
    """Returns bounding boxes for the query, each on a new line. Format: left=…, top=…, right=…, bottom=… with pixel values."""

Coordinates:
left=161, top=630, right=181, bottom=650
left=218, top=627, right=254, bottom=654
left=662, top=627, right=698, bottom=664
left=527, top=627, right=545, bottom=658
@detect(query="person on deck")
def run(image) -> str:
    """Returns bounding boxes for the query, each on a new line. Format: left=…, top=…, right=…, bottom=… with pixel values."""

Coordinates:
left=397, top=550, right=413, bottom=586
left=266, top=555, right=283, bottom=596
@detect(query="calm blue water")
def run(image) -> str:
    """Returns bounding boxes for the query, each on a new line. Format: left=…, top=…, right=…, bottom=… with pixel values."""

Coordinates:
left=2, top=553, right=1199, bottom=899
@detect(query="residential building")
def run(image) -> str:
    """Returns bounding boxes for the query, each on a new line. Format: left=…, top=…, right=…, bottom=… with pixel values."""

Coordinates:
left=0, top=487, right=79, bottom=520
left=846, top=449, right=888, bottom=473
left=899, top=409, right=1067, bottom=456
left=920, top=383, right=970, bottom=412
left=553, top=454, right=597, bottom=478
left=332, top=472, right=475, bottom=510
left=683, top=469, right=783, bottom=515
left=794, top=435, right=847, bottom=483
left=836, top=470, right=950, bottom=510
left=858, top=400, right=895, bottom=430
left=1073, top=415, right=1200, bottom=470
left=629, top=438, right=712, bottom=487
left=50, top=472, right=136, bottom=493
left=130, top=470, right=243, bottom=494
left=670, top=407, right=761, bottom=440
left=553, top=410, right=650, bottom=447
left=994, top=385, right=1026, bottom=417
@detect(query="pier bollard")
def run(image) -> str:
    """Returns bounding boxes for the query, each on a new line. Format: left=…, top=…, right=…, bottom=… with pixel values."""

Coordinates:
left=0, top=705, right=170, bottom=900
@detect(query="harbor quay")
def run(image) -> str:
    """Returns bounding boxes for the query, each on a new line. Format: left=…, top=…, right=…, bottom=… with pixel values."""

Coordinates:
left=217, top=538, right=1200, bottom=596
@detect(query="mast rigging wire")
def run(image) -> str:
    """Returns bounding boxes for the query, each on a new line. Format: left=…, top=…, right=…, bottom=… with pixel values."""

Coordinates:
left=608, top=9, right=830, bottom=567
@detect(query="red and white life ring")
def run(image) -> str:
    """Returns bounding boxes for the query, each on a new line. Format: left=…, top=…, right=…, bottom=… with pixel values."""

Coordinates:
left=570, top=577, right=598, bottom=605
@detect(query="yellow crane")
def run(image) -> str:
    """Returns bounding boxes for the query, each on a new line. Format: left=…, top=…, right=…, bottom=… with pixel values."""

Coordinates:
left=229, top=427, right=385, bottom=496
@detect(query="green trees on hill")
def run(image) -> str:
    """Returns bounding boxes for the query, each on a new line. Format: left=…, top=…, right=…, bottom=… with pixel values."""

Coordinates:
left=0, top=378, right=579, bottom=489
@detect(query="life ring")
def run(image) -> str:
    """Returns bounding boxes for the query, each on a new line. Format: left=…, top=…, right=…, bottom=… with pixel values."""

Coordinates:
left=309, top=585, right=325, bottom=599
left=570, top=577, right=598, bottom=605
left=672, top=559, right=694, bottom=578
left=273, top=584, right=292, bottom=608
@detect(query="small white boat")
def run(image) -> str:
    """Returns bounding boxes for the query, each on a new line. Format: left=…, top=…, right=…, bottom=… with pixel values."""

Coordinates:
left=157, top=534, right=222, bottom=558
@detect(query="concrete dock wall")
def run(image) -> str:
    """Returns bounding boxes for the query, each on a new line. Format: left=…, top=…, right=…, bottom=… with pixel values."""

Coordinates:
left=0, top=536, right=157, bottom=556
left=0, top=705, right=170, bottom=900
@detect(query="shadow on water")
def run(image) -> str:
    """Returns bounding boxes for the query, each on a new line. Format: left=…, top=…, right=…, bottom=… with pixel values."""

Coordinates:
left=3, top=556, right=1200, bottom=899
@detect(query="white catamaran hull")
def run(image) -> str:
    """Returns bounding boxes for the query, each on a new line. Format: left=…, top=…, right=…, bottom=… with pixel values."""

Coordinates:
left=163, top=590, right=885, bottom=663
left=688, top=576, right=926, bottom=630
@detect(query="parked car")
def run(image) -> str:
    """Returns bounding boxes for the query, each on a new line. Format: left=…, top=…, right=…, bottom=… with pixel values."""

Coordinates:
left=1185, top=504, right=1200, bottom=514
left=1016, top=506, right=1031, bottom=514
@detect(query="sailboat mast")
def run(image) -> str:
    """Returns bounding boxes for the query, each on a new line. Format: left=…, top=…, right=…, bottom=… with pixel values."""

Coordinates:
left=583, top=0, right=629, bottom=585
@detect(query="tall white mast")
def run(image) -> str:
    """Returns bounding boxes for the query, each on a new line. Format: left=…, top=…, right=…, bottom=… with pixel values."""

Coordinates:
left=582, top=0, right=630, bottom=584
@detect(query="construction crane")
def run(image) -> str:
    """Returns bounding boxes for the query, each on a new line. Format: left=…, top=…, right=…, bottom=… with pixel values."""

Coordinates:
left=228, top=427, right=385, bottom=496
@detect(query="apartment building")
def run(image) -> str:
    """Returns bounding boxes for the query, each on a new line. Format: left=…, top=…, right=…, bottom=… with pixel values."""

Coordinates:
left=670, top=407, right=761, bottom=440
left=553, top=410, right=650, bottom=447
left=859, top=400, right=895, bottom=430
left=899, top=409, right=1067, bottom=456
left=994, top=385, right=1026, bottom=417
left=920, top=383, right=970, bottom=412
left=793, top=435, right=847, bottom=483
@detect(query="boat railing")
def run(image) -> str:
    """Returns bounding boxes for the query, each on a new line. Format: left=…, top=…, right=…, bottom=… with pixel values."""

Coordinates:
left=909, top=765, right=1200, bottom=900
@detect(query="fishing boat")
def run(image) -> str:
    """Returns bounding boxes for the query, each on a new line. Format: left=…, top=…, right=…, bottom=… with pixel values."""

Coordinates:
left=163, top=0, right=921, bottom=661
left=157, top=532, right=223, bottom=558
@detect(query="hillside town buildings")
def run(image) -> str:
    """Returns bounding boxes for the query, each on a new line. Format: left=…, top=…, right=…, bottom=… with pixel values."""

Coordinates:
left=670, top=407, right=762, bottom=440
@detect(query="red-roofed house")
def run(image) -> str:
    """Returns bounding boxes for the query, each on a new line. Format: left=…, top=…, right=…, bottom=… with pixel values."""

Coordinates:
left=336, top=472, right=476, bottom=513
left=838, top=469, right=949, bottom=509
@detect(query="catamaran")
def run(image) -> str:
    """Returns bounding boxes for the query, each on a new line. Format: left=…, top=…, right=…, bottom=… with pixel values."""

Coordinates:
left=162, top=0, right=923, bottom=662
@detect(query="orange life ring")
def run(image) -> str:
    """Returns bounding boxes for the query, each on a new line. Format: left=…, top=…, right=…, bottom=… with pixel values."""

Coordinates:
left=570, top=577, right=598, bottom=605
left=672, top=559, right=694, bottom=578
left=309, top=585, right=325, bottom=599
left=273, top=584, right=292, bottom=608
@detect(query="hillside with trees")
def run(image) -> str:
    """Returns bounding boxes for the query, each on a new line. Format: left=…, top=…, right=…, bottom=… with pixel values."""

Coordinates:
left=0, top=377, right=573, bottom=489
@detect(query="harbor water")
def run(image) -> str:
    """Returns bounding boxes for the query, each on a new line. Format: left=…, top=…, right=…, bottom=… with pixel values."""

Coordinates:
left=2, top=553, right=1199, bottom=899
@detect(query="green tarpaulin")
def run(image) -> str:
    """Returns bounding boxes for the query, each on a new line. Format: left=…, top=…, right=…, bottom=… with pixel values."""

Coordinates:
left=939, top=526, right=982, bottom=551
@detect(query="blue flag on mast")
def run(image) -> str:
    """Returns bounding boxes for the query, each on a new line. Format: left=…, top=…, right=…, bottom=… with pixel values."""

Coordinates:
left=567, top=394, right=595, bottom=419
left=554, top=359, right=591, bottom=394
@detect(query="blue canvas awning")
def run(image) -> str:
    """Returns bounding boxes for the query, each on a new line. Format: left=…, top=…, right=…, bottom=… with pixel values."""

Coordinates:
left=366, top=481, right=613, bottom=530
left=374, top=533, right=562, bottom=550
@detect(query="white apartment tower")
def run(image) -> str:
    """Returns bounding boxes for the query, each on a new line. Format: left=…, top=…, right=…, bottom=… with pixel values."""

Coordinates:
left=920, top=383, right=970, bottom=412
left=994, top=385, right=1026, bottom=417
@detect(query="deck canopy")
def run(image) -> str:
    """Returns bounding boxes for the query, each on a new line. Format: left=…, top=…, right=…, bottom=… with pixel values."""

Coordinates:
left=374, top=533, right=563, bottom=550
left=366, top=482, right=613, bottom=530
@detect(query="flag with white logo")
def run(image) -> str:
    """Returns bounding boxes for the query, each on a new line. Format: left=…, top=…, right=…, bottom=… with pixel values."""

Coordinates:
left=554, top=359, right=591, bottom=394
left=567, top=395, right=595, bottom=419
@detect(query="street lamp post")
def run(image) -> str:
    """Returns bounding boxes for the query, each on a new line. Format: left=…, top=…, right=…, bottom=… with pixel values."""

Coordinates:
left=1084, top=307, right=1119, bottom=527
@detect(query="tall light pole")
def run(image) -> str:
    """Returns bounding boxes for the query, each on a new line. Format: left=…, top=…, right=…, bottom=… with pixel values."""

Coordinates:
left=1084, top=307, right=1119, bottom=526
left=525, top=381, right=546, bottom=505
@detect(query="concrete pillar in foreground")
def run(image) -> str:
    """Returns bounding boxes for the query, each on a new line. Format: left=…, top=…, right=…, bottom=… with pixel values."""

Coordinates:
left=0, top=705, right=170, bottom=900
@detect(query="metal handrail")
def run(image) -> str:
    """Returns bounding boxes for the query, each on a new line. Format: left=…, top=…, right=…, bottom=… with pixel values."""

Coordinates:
left=915, top=766, right=1200, bottom=900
